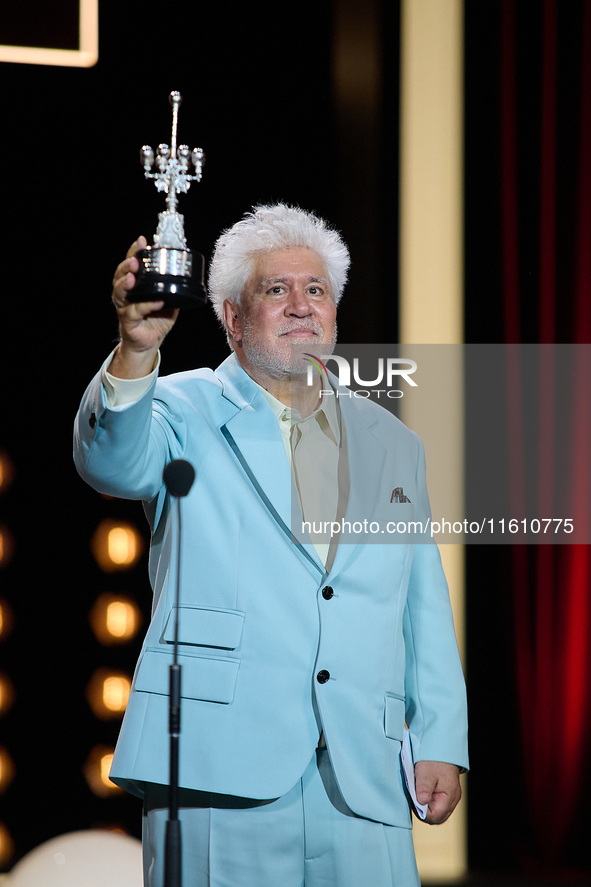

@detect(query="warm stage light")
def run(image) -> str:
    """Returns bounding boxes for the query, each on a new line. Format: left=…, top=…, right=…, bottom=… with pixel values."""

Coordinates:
left=0, top=746, right=15, bottom=793
left=83, top=745, right=124, bottom=797
left=89, top=593, right=142, bottom=645
left=103, top=676, right=129, bottom=711
left=91, top=520, right=144, bottom=572
left=86, top=668, right=131, bottom=720
left=0, top=525, right=15, bottom=568
left=0, top=598, right=15, bottom=640
left=0, top=673, right=16, bottom=716
left=107, top=601, right=133, bottom=636
left=0, top=451, right=15, bottom=493
left=109, top=527, right=136, bottom=564
left=0, top=821, right=15, bottom=868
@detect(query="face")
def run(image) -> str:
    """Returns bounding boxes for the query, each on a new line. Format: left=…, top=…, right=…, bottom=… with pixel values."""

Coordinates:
left=224, top=247, right=337, bottom=379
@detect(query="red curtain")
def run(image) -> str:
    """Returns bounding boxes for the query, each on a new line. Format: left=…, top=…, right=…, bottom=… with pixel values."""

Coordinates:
left=501, top=0, right=591, bottom=867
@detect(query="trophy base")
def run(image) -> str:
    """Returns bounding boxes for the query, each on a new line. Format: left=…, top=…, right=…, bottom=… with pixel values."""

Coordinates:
left=130, top=247, right=207, bottom=308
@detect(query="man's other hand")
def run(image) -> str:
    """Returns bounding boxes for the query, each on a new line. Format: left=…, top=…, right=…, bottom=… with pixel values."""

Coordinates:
left=414, top=760, right=462, bottom=824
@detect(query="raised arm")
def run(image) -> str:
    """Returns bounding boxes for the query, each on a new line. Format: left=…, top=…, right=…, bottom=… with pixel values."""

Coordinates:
left=73, top=237, right=186, bottom=499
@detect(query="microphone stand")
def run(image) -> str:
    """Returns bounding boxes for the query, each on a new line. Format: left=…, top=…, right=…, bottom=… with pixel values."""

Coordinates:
left=165, top=495, right=182, bottom=887
left=162, top=460, right=195, bottom=887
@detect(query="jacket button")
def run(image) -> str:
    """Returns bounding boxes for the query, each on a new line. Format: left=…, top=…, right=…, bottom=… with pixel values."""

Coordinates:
left=316, top=670, right=330, bottom=684
left=89, top=412, right=97, bottom=429
left=322, top=586, right=334, bottom=600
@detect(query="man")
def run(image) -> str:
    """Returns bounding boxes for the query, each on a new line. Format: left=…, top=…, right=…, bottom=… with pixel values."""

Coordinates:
left=74, top=204, right=468, bottom=887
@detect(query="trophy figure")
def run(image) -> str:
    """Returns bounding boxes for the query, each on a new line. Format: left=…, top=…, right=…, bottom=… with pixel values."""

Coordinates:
left=130, top=91, right=207, bottom=308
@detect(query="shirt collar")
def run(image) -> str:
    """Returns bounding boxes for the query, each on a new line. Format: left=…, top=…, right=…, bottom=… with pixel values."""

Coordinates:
left=252, top=378, right=341, bottom=445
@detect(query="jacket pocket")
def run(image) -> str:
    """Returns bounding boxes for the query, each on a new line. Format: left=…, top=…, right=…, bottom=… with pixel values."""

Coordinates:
left=135, top=647, right=239, bottom=704
left=384, top=692, right=406, bottom=741
left=162, top=606, right=245, bottom=650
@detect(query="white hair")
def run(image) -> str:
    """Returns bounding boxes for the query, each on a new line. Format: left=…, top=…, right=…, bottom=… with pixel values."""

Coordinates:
left=208, top=204, right=350, bottom=330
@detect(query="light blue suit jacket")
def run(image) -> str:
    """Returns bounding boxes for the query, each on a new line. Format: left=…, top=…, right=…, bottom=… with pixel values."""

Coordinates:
left=73, top=353, right=468, bottom=829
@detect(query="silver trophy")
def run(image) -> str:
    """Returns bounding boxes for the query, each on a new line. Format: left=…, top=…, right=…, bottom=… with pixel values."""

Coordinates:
left=130, top=91, right=207, bottom=308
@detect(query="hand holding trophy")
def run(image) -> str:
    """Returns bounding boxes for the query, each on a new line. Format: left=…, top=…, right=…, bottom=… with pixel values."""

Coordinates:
left=129, top=91, right=207, bottom=308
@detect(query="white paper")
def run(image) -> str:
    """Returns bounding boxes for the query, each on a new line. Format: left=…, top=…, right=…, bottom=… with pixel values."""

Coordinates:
left=401, top=726, right=428, bottom=820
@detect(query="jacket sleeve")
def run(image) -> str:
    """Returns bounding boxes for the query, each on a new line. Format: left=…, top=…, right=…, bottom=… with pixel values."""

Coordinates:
left=403, top=435, right=469, bottom=770
left=73, top=356, right=187, bottom=501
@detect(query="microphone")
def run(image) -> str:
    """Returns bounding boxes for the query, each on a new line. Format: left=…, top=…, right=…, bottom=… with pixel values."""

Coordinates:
left=162, top=458, right=195, bottom=887
left=163, top=459, right=195, bottom=498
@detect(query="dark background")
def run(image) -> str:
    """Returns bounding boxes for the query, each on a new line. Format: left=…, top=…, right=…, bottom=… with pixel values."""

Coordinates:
left=1, top=0, right=590, bottom=881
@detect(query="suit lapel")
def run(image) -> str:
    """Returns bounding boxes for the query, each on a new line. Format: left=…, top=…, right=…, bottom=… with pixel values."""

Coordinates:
left=215, top=355, right=326, bottom=581
left=327, top=392, right=388, bottom=580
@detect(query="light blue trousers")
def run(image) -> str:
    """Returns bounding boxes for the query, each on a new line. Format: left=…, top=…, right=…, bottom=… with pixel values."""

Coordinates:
left=142, top=749, right=420, bottom=887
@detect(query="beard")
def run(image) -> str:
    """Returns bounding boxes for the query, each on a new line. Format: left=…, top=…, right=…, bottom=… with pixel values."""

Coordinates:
left=241, top=318, right=337, bottom=379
